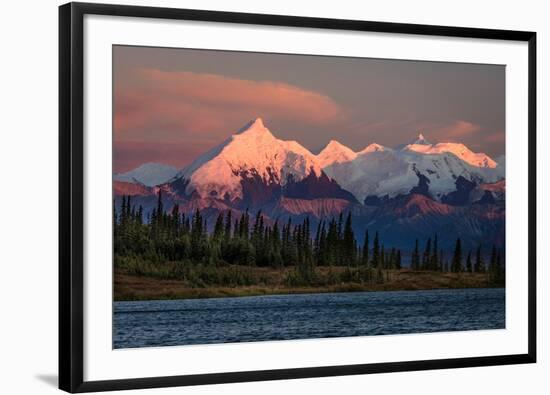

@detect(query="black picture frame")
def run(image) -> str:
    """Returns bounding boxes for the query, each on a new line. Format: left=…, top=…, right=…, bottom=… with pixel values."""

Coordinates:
left=59, top=2, right=537, bottom=393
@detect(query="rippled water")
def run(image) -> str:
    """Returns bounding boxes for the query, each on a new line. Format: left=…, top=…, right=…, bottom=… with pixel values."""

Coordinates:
left=114, top=288, right=504, bottom=349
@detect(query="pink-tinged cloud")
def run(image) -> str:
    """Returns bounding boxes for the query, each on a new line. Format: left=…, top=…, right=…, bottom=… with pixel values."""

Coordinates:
left=346, top=118, right=486, bottom=147
left=413, top=120, right=487, bottom=144
left=440, top=120, right=481, bottom=137
left=484, top=132, right=505, bottom=143
left=114, top=69, right=347, bottom=142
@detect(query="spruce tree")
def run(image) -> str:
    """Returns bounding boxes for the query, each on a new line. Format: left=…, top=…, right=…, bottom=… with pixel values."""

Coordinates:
left=271, top=221, right=282, bottom=267
left=314, top=221, right=322, bottom=263
left=155, top=190, right=163, bottom=222
left=343, top=212, right=356, bottom=266
left=489, top=244, right=497, bottom=273
left=362, top=229, right=369, bottom=266
left=430, top=234, right=439, bottom=270
left=337, top=213, right=344, bottom=265
left=422, top=237, right=432, bottom=270
left=326, top=218, right=338, bottom=266
left=411, top=239, right=420, bottom=270
left=495, top=249, right=504, bottom=285
left=371, top=231, right=380, bottom=268
left=224, top=210, right=232, bottom=240
left=319, top=222, right=327, bottom=266
left=488, top=244, right=504, bottom=285
left=475, top=245, right=485, bottom=272
left=451, top=238, right=463, bottom=273
left=213, top=213, right=224, bottom=241
left=466, top=251, right=472, bottom=273
left=120, top=196, right=127, bottom=225
left=126, top=195, right=132, bottom=223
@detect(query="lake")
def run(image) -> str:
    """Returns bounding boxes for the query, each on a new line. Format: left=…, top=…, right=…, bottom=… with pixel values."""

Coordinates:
left=113, top=287, right=505, bottom=349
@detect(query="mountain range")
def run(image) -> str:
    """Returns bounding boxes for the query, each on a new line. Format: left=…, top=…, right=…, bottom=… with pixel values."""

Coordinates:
left=113, top=118, right=505, bottom=252
left=114, top=162, right=178, bottom=187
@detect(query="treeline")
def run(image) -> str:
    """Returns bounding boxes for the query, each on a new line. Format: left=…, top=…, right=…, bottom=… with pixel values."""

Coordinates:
left=114, top=192, right=402, bottom=269
left=114, top=192, right=504, bottom=286
left=410, top=236, right=505, bottom=285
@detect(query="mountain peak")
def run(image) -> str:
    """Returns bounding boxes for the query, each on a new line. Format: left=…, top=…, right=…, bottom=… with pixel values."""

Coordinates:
left=322, top=140, right=355, bottom=153
left=179, top=117, right=322, bottom=201
left=411, top=133, right=431, bottom=145
left=235, top=117, right=277, bottom=142
left=402, top=138, right=497, bottom=168
left=317, top=140, right=357, bottom=167
left=251, top=117, right=265, bottom=128
left=325, top=139, right=345, bottom=148
left=358, top=143, right=386, bottom=154
left=238, top=117, right=266, bottom=133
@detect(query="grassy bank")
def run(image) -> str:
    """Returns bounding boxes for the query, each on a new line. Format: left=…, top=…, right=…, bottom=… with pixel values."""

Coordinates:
left=114, top=265, right=499, bottom=301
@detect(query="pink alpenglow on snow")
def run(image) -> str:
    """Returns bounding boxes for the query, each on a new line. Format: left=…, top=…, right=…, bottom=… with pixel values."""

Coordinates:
left=177, top=118, right=322, bottom=201
left=149, top=119, right=505, bottom=204
left=317, top=140, right=358, bottom=168
left=404, top=133, right=497, bottom=168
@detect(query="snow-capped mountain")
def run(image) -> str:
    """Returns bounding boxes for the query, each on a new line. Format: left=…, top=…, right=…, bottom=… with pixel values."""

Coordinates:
left=317, top=140, right=357, bottom=168
left=113, top=121, right=505, bottom=251
left=410, top=133, right=431, bottom=146
left=173, top=118, right=333, bottom=204
left=402, top=137, right=497, bottom=168
left=358, top=143, right=386, bottom=155
left=157, top=121, right=504, bottom=205
left=323, top=134, right=503, bottom=203
left=114, top=163, right=178, bottom=187
left=325, top=147, right=502, bottom=203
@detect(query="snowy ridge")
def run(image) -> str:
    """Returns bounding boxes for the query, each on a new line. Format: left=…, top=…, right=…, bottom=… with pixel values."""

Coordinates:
left=131, top=120, right=503, bottom=205
left=410, top=133, right=431, bottom=145
left=317, top=140, right=358, bottom=168
left=114, top=163, right=178, bottom=187
left=326, top=147, right=503, bottom=203
left=403, top=136, right=497, bottom=168
left=320, top=133, right=501, bottom=203
left=357, top=143, right=386, bottom=155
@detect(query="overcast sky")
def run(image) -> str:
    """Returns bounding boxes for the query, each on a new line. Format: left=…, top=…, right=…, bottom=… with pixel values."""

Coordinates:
left=113, top=45, right=505, bottom=172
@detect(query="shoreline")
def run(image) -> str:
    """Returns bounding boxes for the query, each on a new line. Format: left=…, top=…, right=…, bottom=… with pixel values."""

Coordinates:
left=114, top=268, right=499, bottom=301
